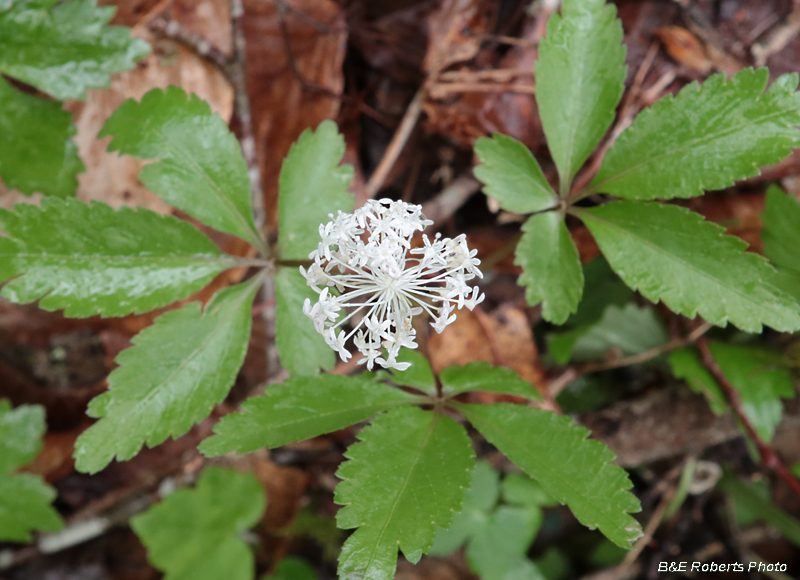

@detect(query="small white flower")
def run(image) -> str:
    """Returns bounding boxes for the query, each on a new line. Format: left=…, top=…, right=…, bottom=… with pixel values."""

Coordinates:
left=301, top=198, right=485, bottom=370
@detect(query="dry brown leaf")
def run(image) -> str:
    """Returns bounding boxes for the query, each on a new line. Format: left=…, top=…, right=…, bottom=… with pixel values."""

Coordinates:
left=655, top=27, right=713, bottom=74
left=424, top=0, right=488, bottom=76
left=482, top=306, right=545, bottom=392
left=243, top=0, right=347, bottom=232
left=428, top=308, right=492, bottom=375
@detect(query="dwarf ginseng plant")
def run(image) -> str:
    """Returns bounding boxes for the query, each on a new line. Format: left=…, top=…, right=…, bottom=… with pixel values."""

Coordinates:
left=2, top=0, right=800, bottom=578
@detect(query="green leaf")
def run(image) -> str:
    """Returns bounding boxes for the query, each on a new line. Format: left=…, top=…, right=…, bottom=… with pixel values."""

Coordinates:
left=578, top=201, right=800, bottom=333
left=200, top=375, right=418, bottom=457
left=591, top=70, right=800, bottom=200
left=456, top=403, right=642, bottom=548
left=389, top=350, right=436, bottom=395
left=466, top=506, right=542, bottom=580
left=0, top=473, right=63, bottom=542
left=275, top=267, right=335, bottom=376
left=0, top=78, right=83, bottom=197
left=549, top=303, right=668, bottom=365
left=74, top=279, right=260, bottom=473
left=265, top=557, right=318, bottom=580
left=278, top=120, right=354, bottom=261
left=536, top=0, right=626, bottom=188
left=719, top=472, right=800, bottom=548
left=762, top=186, right=800, bottom=300
left=0, top=399, right=44, bottom=473
left=0, top=197, right=235, bottom=317
left=440, top=362, right=543, bottom=401
left=335, top=406, right=475, bottom=580
left=0, top=401, right=63, bottom=542
left=566, top=256, right=633, bottom=328
left=503, top=473, right=558, bottom=508
left=0, top=0, right=150, bottom=100
left=131, top=467, right=265, bottom=580
left=473, top=134, right=557, bottom=213
left=516, top=211, right=584, bottom=323
left=101, top=87, right=264, bottom=251
left=669, top=348, right=727, bottom=414
left=709, top=342, right=794, bottom=442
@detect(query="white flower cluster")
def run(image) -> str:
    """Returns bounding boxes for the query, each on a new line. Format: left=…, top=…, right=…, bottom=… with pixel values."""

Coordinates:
left=300, top=198, right=484, bottom=371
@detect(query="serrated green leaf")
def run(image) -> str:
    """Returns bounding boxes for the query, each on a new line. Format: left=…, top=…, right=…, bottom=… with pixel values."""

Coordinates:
left=131, top=467, right=265, bottom=580
left=200, top=375, right=418, bottom=457
left=578, top=201, right=800, bottom=333
left=669, top=348, right=727, bottom=414
left=278, top=120, right=354, bottom=261
left=0, top=401, right=63, bottom=542
left=0, top=197, right=235, bottom=317
left=275, top=267, right=335, bottom=376
left=389, top=350, right=436, bottom=394
left=0, top=78, right=83, bottom=197
left=473, top=134, right=557, bottom=213
left=101, top=87, right=264, bottom=251
left=0, top=473, right=63, bottom=542
left=0, top=399, right=44, bottom=473
left=709, top=342, right=794, bottom=442
left=517, top=211, right=584, bottom=323
left=762, top=186, right=800, bottom=301
left=75, top=279, right=260, bottom=473
left=0, top=0, right=150, bottom=100
left=591, top=70, right=800, bottom=200
left=440, top=362, right=543, bottom=401
left=335, top=406, right=474, bottom=580
left=536, top=0, right=626, bottom=188
left=549, top=303, right=668, bottom=365
left=456, top=403, right=641, bottom=549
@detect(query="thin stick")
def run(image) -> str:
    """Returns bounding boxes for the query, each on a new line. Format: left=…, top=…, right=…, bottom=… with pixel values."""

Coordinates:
left=696, top=337, right=800, bottom=501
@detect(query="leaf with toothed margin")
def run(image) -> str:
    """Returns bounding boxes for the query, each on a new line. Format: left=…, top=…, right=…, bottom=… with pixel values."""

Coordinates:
left=335, top=406, right=475, bottom=580
left=591, top=69, right=800, bottom=200
left=577, top=201, right=800, bottom=333
left=455, top=402, right=642, bottom=549
left=0, top=0, right=150, bottom=101
left=199, top=375, right=418, bottom=457
left=0, top=197, right=237, bottom=318
left=0, top=401, right=63, bottom=542
left=74, top=278, right=260, bottom=473
left=100, top=87, right=264, bottom=250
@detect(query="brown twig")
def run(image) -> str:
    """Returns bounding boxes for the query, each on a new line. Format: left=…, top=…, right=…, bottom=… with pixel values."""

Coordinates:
left=696, top=337, right=800, bottom=501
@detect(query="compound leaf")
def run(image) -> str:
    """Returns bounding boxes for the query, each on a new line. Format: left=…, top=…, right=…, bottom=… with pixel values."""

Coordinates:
left=466, top=506, right=542, bottom=580
left=0, top=197, right=235, bottom=317
left=709, top=342, right=794, bottom=442
left=200, top=375, right=418, bottom=457
left=335, top=406, right=474, bottom=580
left=536, top=0, right=626, bottom=188
left=278, top=121, right=354, bottom=261
left=591, top=69, right=800, bottom=200
left=275, top=267, right=335, bottom=376
left=131, top=467, right=265, bottom=580
left=0, top=78, right=83, bottom=197
left=101, top=87, right=264, bottom=251
left=440, top=362, right=543, bottom=401
left=456, top=403, right=642, bottom=549
left=0, top=0, right=150, bottom=100
left=0, top=401, right=63, bottom=542
left=75, top=279, right=260, bottom=473
left=473, top=134, right=557, bottom=214
left=578, top=201, right=800, bottom=333
left=517, top=211, right=584, bottom=323
left=389, top=350, right=436, bottom=395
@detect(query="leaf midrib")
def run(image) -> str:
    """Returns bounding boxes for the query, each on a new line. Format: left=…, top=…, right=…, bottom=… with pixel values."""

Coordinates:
left=592, top=102, right=800, bottom=193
